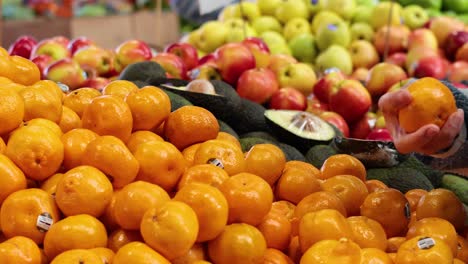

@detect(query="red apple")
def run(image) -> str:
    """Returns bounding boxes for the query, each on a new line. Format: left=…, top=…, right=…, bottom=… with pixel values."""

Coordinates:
left=349, top=112, right=377, bottom=139
left=31, top=54, right=54, bottom=79
left=366, top=128, right=393, bottom=141
left=429, top=16, right=465, bottom=47
left=412, top=56, right=448, bottom=79
left=456, top=43, right=468, bottom=62
left=312, top=69, right=346, bottom=103
left=448, top=61, right=468, bottom=83
left=152, top=52, right=188, bottom=80
left=384, top=52, right=407, bottom=69
left=407, top=28, right=438, bottom=52
left=268, top=54, right=297, bottom=77
left=329, top=79, right=372, bottom=124
left=237, top=68, right=279, bottom=104
left=270, top=87, right=307, bottom=111
left=445, top=31, right=468, bottom=61
left=215, top=43, right=256, bottom=86
left=405, top=46, right=441, bottom=75
left=114, top=40, right=153, bottom=73
left=8, top=35, right=37, bottom=59
left=51, top=36, right=70, bottom=47
left=30, top=39, right=71, bottom=61
left=351, top=68, right=370, bottom=83
left=306, top=94, right=329, bottom=114
left=73, top=46, right=112, bottom=77
left=164, top=42, right=199, bottom=71
left=189, top=63, right=222, bottom=80
left=374, top=25, right=410, bottom=56
left=82, top=77, right=111, bottom=91
left=365, top=63, right=408, bottom=98
left=320, top=111, right=350, bottom=138
left=242, top=37, right=271, bottom=69
left=68, top=36, right=95, bottom=55
left=44, top=58, right=87, bottom=90
left=198, top=53, right=218, bottom=66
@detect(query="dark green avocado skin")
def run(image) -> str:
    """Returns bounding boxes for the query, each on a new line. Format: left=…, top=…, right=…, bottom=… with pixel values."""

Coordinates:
left=225, top=98, right=271, bottom=135
left=118, top=61, right=166, bottom=83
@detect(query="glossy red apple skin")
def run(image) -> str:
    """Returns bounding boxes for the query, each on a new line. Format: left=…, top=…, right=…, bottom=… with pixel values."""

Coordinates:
left=242, top=37, right=271, bottom=69
left=31, top=54, right=54, bottom=80
left=306, top=94, right=329, bottom=114
left=44, top=58, right=87, bottom=90
left=68, top=37, right=95, bottom=55
left=349, top=113, right=376, bottom=139
left=152, top=52, right=188, bottom=80
left=320, top=111, right=350, bottom=138
left=237, top=68, right=279, bottom=104
left=164, top=42, right=199, bottom=71
left=270, top=87, right=307, bottom=111
left=366, top=128, right=393, bottom=142
left=407, top=29, right=438, bottom=52
left=365, top=63, right=408, bottom=98
left=51, top=36, right=70, bottom=47
left=445, top=31, right=468, bottom=61
left=114, top=40, right=153, bottom=73
left=8, top=36, right=37, bottom=59
left=329, top=79, right=372, bottom=124
left=448, top=61, right=468, bottom=83
left=82, top=77, right=111, bottom=91
left=241, top=37, right=270, bottom=52
left=198, top=53, right=217, bottom=66
left=312, top=70, right=346, bottom=103
left=30, top=39, right=71, bottom=61
left=412, top=56, right=448, bottom=79
left=384, top=52, right=407, bottom=69
left=215, top=43, right=256, bottom=86
left=268, top=54, right=297, bottom=77
left=73, top=46, right=112, bottom=77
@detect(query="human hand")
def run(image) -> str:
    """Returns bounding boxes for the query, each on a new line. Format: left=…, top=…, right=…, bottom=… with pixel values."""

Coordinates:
left=378, top=88, right=465, bottom=155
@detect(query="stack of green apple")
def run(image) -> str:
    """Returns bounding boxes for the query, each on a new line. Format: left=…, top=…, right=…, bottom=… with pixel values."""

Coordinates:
left=398, top=0, right=468, bottom=22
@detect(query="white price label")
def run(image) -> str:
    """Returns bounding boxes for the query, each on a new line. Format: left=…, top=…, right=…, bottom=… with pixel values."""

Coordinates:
left=36, top=212, right=54, bottom=233
left=417, top=237, right=436, bottom=250
left=208, top=158, right=224, bottom=169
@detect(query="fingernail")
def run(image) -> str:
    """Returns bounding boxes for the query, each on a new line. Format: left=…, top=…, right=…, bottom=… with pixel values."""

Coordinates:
left=425, top=127, right=438, bottom=137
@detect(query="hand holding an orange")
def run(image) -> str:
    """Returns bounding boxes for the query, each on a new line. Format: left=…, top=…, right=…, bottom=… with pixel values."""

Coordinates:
left=378, top=77, right=464, bottom=155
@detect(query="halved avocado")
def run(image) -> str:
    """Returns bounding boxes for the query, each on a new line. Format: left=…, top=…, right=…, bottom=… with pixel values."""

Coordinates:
left=264, top=110, right=336, bottom=153
left=331, top=137, right=409, bottom=168
left=118, top=61, right=166, bottom=83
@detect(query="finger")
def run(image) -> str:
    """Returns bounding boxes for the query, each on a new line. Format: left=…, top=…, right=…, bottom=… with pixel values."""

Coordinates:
left=423, top=109, right=465, bottom=153
left=378, top=89, right=412, bottom=116
left=394, top=124, right=440, bottom=154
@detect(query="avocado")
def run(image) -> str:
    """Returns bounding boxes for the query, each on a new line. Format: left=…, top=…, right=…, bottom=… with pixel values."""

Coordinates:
left=118, top=61, right=166, bottom=83
left=226, top=98, right=271, bottom=135
left=162, top=90, right=193, bottom=112
left=240, top=131, right=279, bottom=143
left=331, top=137, right=409, bottom=169
left=441, top=173, right=468, bottom=205
left=264, top=110, right=336, bottom=153
left=149, top=77, right=190, bottom=87
left=218, top=120, right=239, bottom=139
left=239, top=137, right=274, bottom=153
left=367, top=167, right=434, bottom=194
left=278, top=143, right=306, bottom=161
left=132, top=80, right=150, bottom=88
left=305, top=144, right=338, bottom=168
left=398, top=155, right=444, bottom=188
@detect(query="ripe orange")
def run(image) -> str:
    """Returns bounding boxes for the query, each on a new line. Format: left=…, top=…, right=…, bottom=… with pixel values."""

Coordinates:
left=416, top=188, right=466, bottom=231
left=81, top=95, right=133, bottom=143
left=365, top=179, right=389, bottom=193
left=275, top=161, right=322, bottom=205
left=0, top=87, right=24, bottom=136
left=22, top=118, right=63, bottom=137
left=5, top=125, right=64, bottom=181
left=174, top=183, right=228, bottom=242
left=0, top=154, right=27, bottom=204
left=0, top=188, right=60, bottom=244
left=113, top=242, right=170, bottom=264
left=89, top=247, right=115, bottom=264
left=182, top=143, right=202, bottom=167
left=177, top=164, right=229, bottom=190
left=43, top=214, right=108, bottom=260
left=172, top=243, right=207, bottom=264
left=100, top=190, right=120, bottom=232
left=300, top=238, right=362, bottom=264
left=360, top=248, right=393, bottom=264
left=360, top=188, right=410, bottom=238
left=0, top=137, right=5, bottom=154
left=81, top=135, right=139, bottom=188
left=321, top=175, right=369, bottom=216
left=299, top=209, right=354, bottom=253
left=257, top=210, right=292, bottom=251
left=113, top=181, right=170, bottom=230
left=288, top=236, right=302, bottom=264
left=320, top=154, right=367, bottom=181
left=164, top=106, right=219, bottom=150
left=396, top=235, right=453, bottom=264
left=50, top=249, right=102, bottom=264
left=456, top=235, right=468, bottom=263
left=270, top=200, right=296, bottom=221
left=124, top=86, right=171, bottom=131
left=406, top=217, right=459, bottom=256
left=263, top=248, right=294, bottom=264
left=405, top=189, right=428, bottom=213
left=387, top=237, right=407, bottom=253
left=55, top=165, right=113, bottom=217
left=107, top=229, right=143, bottom=253
left=219, top=172, right=273, bottom=226
left=192, top=139, right=246, bottom=176
left=61, top=128, right=99, bottom=170
left=454, top=258, right=466, bottom=264
left=216, top=132, right=241, bottom=149
left=126, top=130, right=163, bottom=153
left=347, top=216, right=388, bottom=251
left=58, top=106, right=82, bottom=133
left=140, top=201, right=199, bottom=260
left=19, top=80, right=63, bottom=123
left=0, top=236, right=42, bottom=264
left=40, top=173, right=64, bottom=196
left=133, top=141, right=186, bottom=192
left=244, top=143, right=286, bottom=186
left=399, top=77, right=458, bottom=134
left=63, top=88, right=101, bottom=118
left=101, top=80, right=139, bottom=99
left=294, top=191, right=348, bottom=219
left=208, top=223, right=267, bottom=264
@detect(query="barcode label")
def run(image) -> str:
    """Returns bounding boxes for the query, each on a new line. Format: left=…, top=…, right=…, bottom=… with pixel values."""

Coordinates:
left=417, top=237, right=436, bottom=250
left=208, top=158, right=224, bottom=169
left=36, top=212, right=54, bottom=233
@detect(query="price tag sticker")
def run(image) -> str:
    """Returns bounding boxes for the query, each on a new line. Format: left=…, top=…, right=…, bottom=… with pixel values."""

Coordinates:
left=208, top=158, right=224, bottom=169
left=417, top=237, right=436, bottom=250
left=36, top=212, right=54, bottom=233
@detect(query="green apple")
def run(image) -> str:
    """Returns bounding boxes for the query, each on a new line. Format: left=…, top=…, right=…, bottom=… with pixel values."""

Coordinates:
left=257, top=0, right=282, bottom=16
left=398, top=0, right=442, bottom=10
left=278, top=63, right=317, bottom=95
left=402, top=5, right=429, bottom=30
left=351, top=5, right=373, bottom=23
left=218, top=5, right=238, bottom=21
left=315, top=45, right=353, bottom=75
left=426, top=9, right=441, bottom=18
left=269, top=43, right=292, bottom=55
left=302, top=0, right=322, bottom=16
left=231, top=2, right=261, bottom=24
left=370, top=1, right=403, bottom=30
left=356, top=0, right=378, bottom=6
left=226, top=24, right=257, bottom=43
left=283, top=18, right=311, bottom=41
left=187, top=29, right=201, bottom=47
left=443, top=0, right=468, bottom=14
left=311, top=10, right=344, bottom=34
left=252, top=16, right=282, bottom=34
left=319, top=0, right=357, bottom=20
left=457, top=14, right=468, bottom=24
left=260, top=31, right=287, bottom=47
left=197, top=21, right=229, bottom=53
left=350, top=22, right=375, bottom=42
left=316, top=22, right=351, bottom=51
left=275, top=0, right=309, bottom=24
left=288, top=33, right=317, bottom=64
